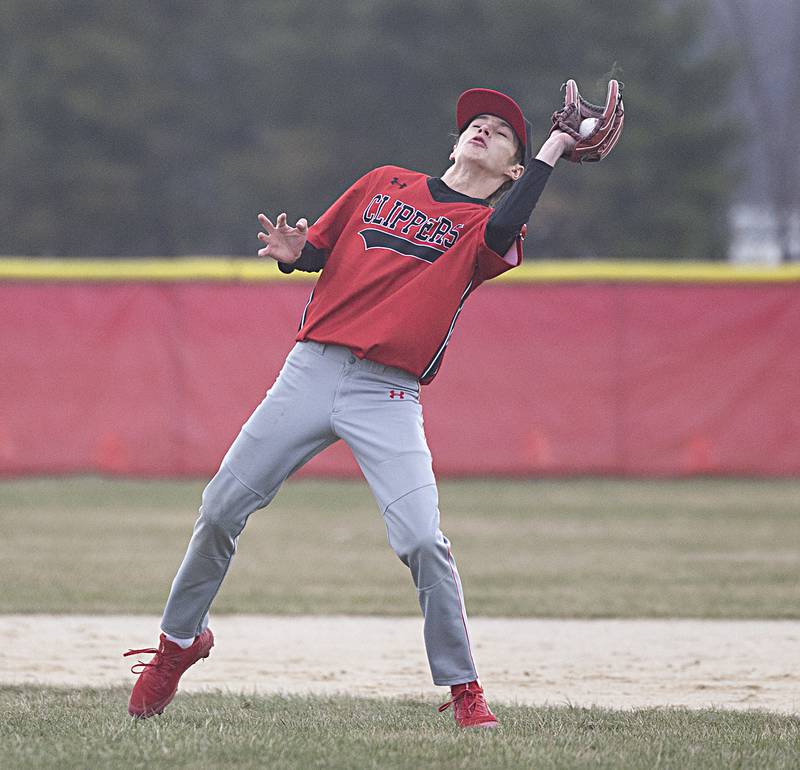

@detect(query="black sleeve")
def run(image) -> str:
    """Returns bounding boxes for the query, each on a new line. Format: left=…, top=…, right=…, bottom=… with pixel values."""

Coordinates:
left=485, top=159, right=554, bottom=256
left=277, top=241, right=329, bottom=274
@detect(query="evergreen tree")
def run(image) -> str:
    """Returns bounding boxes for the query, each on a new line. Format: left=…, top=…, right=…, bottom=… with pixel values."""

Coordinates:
left=0, top=0, right=737, bottom=259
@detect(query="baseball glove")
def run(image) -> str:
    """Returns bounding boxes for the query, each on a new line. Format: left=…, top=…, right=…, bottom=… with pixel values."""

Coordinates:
left=550, top=79, right=625, bottom=163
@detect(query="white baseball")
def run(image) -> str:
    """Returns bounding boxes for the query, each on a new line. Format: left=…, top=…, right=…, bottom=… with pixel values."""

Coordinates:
left=579, top=118, right=599, bottom=138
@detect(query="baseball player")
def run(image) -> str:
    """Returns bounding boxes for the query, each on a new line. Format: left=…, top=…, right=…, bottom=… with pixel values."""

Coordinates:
left=124, top=88, right=582, bottom=728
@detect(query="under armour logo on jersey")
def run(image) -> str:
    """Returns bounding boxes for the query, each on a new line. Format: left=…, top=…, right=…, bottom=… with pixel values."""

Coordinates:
left=390, top=177, right=407, bottom=189
left=389, top=390, right=405, bottom=399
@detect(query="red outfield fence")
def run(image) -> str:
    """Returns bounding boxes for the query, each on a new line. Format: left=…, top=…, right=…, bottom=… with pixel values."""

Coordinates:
left=1, top=260, right=799, bottom=477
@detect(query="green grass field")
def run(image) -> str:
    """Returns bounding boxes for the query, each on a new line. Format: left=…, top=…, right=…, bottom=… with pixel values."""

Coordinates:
left=2, top=477, right=799, bottom=769
left=2, top=687, right=798, bottom=770
left=1, top=477, right=798, bottom=617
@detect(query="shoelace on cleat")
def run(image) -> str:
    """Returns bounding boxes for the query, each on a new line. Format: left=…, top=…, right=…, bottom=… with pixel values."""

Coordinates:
left=438, top=685, right=488, bottom=717
left=123, top=641, right=183, bottom=675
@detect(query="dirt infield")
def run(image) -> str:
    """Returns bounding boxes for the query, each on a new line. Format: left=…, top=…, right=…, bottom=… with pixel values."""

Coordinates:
left=2, top=615, right=798, bottom=714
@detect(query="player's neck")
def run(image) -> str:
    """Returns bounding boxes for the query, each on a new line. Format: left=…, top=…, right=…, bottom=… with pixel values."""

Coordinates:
left=440, top=163, right=507, bottom=202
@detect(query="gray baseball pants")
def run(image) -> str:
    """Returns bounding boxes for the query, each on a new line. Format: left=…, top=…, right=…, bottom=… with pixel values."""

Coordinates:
left=160, top=340, right=478, bottom=685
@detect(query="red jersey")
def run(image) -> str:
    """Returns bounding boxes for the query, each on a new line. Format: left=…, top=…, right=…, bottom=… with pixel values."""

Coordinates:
left=295, top=165, right=522, bottom=383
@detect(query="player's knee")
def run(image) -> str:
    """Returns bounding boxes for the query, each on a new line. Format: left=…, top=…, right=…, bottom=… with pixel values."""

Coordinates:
left=393, top=530, right=441, bottom=564
left=389, top=532, right=439, bottom=564
left=198, top=464, right=263, bottom=535
left=391, top=527, right=451, bottom=592
left=384, top=484, right=444, bottom=566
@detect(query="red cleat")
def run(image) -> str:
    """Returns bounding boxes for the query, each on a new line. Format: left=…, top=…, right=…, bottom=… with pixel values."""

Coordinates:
left=438, top=680, right=499, bottom=729
left=124, top=629, right=214, bottom=718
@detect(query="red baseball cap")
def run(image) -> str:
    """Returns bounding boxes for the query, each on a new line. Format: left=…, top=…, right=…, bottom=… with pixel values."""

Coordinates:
left=456, top=88, right=532, bottom=165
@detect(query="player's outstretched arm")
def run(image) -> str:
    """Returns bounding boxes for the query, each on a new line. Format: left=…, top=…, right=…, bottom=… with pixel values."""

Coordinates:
left=257, top=212, right=308, bottom=264
left=535, top=131, right=577, bottom=167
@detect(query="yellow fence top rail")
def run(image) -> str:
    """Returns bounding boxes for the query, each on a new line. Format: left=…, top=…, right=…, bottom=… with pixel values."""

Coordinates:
left=1, top=258, right=799, bottom=283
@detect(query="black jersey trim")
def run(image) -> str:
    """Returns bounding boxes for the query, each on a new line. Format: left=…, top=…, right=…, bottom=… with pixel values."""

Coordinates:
left=298, top=286, right=316, bottom=330
left=420, top=278, right=474, bottom=382
left=427, top=178, right=491, bottom=207
left=358, top=228, right=445, bottom=263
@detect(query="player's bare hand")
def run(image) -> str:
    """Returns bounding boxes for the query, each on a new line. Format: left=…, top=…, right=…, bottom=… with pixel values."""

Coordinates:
left=552, top=129, right=578, bottom=153
left=257, top=212, right=308, bottom=263
left=534, top=130, right=578, bottom=167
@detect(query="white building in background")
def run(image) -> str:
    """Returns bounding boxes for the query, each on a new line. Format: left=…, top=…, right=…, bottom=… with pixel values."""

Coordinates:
left=728, top=204, right=800, bottom=264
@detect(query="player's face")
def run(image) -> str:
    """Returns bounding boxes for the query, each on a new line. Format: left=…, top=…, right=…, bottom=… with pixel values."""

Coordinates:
left=451, top=114, right=523, bottom=180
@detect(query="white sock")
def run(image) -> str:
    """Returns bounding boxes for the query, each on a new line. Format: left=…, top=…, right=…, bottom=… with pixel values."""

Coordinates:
left=163, top=632, right=194, bottom=649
